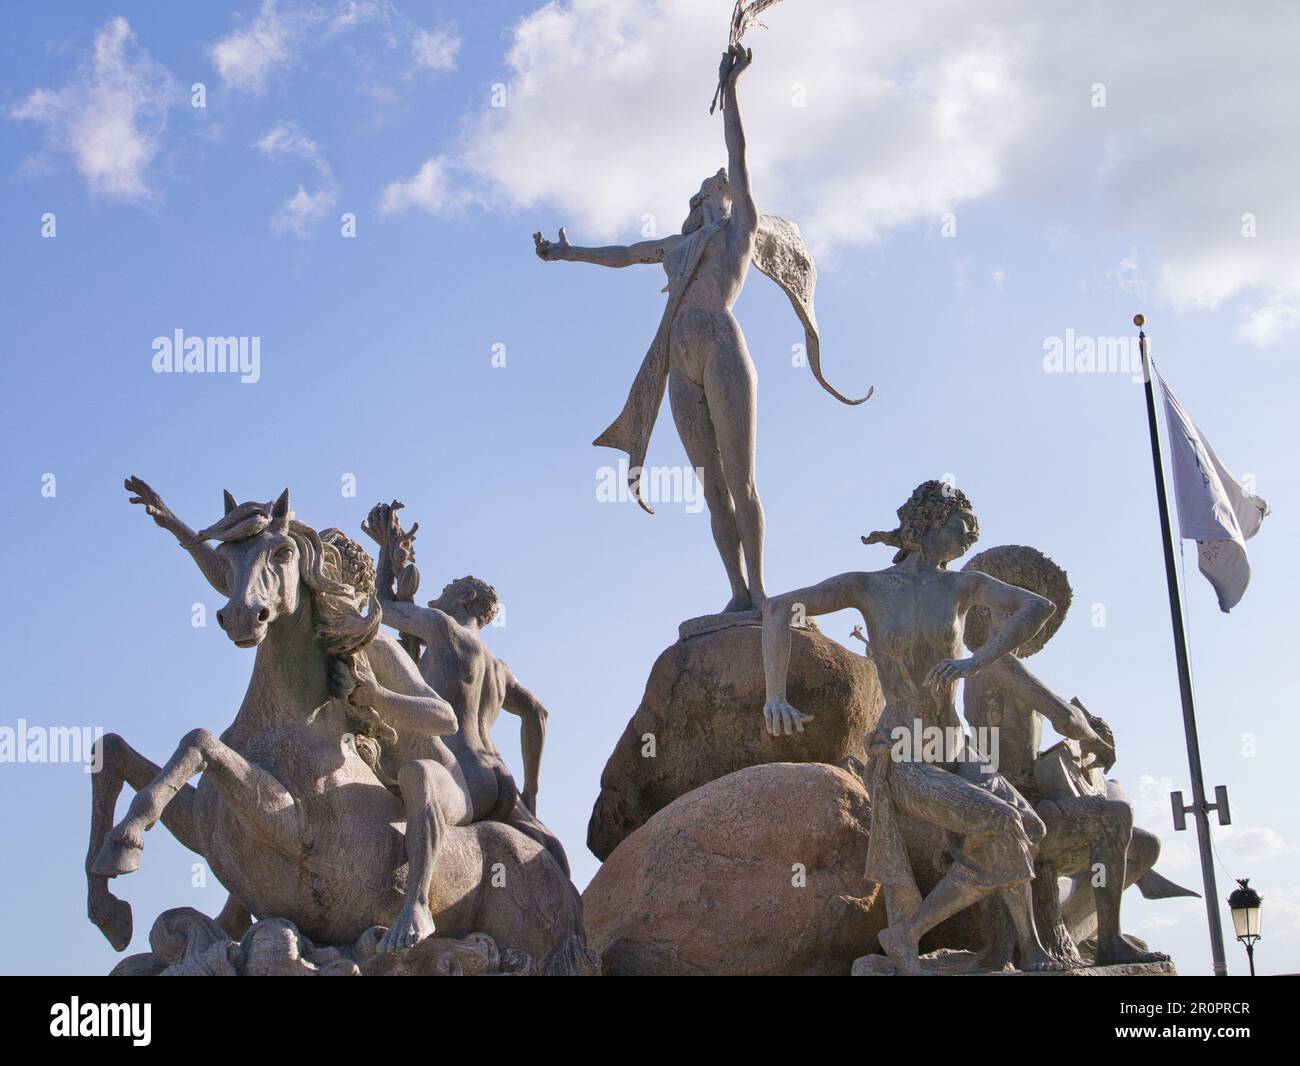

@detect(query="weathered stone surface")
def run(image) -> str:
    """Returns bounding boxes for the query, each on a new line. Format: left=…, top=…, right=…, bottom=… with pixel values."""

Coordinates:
left=110, top=907, right=597, bottom=976
left=851, top=949, right=1177, bottom=976
left=583, top=762, right=885, bottom=976
left=588, top=623, right=883, bottom=860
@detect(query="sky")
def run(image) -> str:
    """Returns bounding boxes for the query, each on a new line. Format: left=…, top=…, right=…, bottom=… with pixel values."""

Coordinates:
left=2, top=0, right=1297, bottom=977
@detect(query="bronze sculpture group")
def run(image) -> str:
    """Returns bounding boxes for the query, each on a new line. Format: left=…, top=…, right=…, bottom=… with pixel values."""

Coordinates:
left=87, top=42, right=1187, bottom=977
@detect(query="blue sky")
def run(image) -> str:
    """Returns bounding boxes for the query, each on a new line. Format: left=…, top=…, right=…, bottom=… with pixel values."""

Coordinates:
left=2, top=1, right=1297, bottom=976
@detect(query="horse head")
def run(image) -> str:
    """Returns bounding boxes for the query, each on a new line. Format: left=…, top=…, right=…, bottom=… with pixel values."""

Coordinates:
left=200, top=489, right=302, bottom=648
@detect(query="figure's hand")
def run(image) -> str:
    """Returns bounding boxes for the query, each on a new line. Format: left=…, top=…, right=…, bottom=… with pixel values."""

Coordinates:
left=1073, top=699, right=1117, bottom=771
left=361, top=500, right=415, bottom=555
left=924, top=656, right=980, bottom=691
left=329, top=658, right=355, bottom=700
left=533, top=228, right=570, bottom=262
left=722, top=43, right=752, bottom=86
left=522, top=785, right=538, bottom=815
left=764, top=697, right=814, bottom=737
left=347, top=655, right=382, bottom=709
left=125, top=475, right=178, bottom=532
left=352, top=705, right=399, bottom=748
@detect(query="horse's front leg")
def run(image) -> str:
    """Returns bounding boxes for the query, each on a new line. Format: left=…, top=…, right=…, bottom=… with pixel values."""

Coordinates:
left=87, top=733, right=206, bottom=950
left=92, top=728, right=300, bottom=879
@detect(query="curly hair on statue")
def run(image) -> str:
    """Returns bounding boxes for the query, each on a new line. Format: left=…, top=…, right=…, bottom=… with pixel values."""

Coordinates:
left=862, top=480, right=978, bottom=567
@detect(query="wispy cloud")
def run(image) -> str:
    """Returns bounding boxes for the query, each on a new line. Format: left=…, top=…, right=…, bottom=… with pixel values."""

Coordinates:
left=412, top=27, right=461, bottom=72
left=9, top=17, right=178, bottom=205
left=416, top=0, right=1300, bottom=344
left=379, top=155, right=474, bottom=217
left=255, top=122, right=338, bottom=236
left=209, top=1, right=455, bottom=95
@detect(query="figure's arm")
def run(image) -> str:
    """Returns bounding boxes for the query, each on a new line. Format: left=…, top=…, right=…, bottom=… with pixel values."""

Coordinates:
left=125, top=476, right=230, bottom=596
left=363, top=501, right=446, bottom=645
left=996, top=655, right=1108, bottom=752
left=533, top=227, right=681, bottom=268
left=761, top=572, right=866, bottom=736
left=927, top=574, right=1054, bottom=689
left=719, top=45, right=757, bottom=232
left=338, top=636, right=457, bottom=738
left=502, top=667, right=548, bottom=813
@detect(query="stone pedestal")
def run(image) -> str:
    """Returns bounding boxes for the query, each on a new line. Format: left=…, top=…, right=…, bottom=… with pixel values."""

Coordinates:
left=587, top=621, right=883, bottom=859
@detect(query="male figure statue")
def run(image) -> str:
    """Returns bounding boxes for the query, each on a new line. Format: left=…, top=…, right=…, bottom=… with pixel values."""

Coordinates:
left=362, top=501, right=568, bottom=874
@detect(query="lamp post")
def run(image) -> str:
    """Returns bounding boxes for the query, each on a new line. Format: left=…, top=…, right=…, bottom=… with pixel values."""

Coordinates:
left=1227, top=879, right=1263, bottom=976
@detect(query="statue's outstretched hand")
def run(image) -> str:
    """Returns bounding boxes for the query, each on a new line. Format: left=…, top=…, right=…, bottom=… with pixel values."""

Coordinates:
left=533, top=228, right=570, bottom=262
left=125, top=475, right=178, bottom=531
left=764, top=697, right=813, bottom=737
left=924, top=657, right=979, bottom=691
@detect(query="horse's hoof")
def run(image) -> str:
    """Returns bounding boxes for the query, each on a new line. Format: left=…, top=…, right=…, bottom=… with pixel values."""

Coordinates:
left=88, top=892, right=133, bottom=951
left=92, top=839, right=143, bottom=878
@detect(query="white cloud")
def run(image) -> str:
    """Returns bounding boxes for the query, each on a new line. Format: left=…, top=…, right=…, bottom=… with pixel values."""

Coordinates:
left=209, top=0, right=303, bottom=95
left=379, top=156, right=473, bottom=217
left=209, top=0, right=395, bottom=94
left=9, top=17, right=178, bottom=205
left=255, top=122, right=338, bottom=236
left=413, top=28, right=461, bottom=72
left=419, top=0, right=1300, bottom=342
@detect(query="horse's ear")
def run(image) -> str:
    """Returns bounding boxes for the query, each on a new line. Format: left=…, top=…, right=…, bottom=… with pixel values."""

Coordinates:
left=223, top=489, right=237, bottom=514
left=271, top=488, right=291, bottom=530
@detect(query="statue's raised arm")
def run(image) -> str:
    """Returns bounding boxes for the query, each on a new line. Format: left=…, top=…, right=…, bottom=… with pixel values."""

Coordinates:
left=530, top=44, right=869, bottom=619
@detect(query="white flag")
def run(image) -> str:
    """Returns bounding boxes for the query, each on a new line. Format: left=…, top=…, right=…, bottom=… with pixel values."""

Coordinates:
left=1158, top=370, right=1269, bottom=612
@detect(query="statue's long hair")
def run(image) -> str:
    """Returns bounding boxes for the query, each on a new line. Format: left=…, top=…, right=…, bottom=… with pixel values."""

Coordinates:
left=862, top=480, right=978, bottom=568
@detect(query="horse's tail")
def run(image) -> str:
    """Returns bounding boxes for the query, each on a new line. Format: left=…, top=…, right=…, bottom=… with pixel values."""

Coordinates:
left=539, top=932, right=602, bottom=977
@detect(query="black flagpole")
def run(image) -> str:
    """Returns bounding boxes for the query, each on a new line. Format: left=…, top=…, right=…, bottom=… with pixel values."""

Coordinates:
left=1136, top=314, right=1229, bottom=975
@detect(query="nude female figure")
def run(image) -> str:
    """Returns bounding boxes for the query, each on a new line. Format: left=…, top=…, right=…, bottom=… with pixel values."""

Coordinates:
left=534, top=45, right=869, bottom=614
left=760, top=481, right=1067, bottom=974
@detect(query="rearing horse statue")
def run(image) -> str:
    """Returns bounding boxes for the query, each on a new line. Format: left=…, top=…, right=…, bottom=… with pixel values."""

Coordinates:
left=87, top=488, right=591, bottom=972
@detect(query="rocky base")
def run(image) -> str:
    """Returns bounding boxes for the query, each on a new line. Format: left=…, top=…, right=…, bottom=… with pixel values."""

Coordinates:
left=584, top=762, right=885, bottom=976
left=110, top=907, right=597, bottom=976
left=852, top=949, right=1177, bottom=977
left=588, top=621, right=883, bottom=859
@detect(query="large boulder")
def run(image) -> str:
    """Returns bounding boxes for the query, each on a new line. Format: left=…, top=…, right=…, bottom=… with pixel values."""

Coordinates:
left=582, top=762, right=885, bottom=976
left=588, top=622, right=883, bottom=859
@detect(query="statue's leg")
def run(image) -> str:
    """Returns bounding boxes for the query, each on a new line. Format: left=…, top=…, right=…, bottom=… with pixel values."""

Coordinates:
left=1077, top=797, right=1168, bottom=964
left=92, top=728, right=298, bottom=878
left=668, top=369, right=748, bottom=609
left=378, top=759, right=468, bottom=954
left=87, top=732, right=201, bottom=950
left=877, top=763, right=1022, bottom=973
left=701, top=323, right=766, bottom=607
left=1061, top=824, right=1163, bottom=942
left=501, top=795, right=571, bottom=877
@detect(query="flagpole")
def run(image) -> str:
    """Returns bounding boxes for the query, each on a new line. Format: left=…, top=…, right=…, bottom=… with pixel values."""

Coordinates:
left=1136, top=314, right=1229, bottom=976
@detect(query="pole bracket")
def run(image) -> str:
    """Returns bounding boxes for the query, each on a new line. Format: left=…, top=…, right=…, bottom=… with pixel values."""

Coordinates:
left=1170, top=786, right=1232, bottom=830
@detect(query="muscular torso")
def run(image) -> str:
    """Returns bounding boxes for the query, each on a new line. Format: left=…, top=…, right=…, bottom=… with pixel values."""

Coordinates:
left=851, top=568, right=976, bottom=739
left=964, top=659, right=1042, bottom=796
left=411, top=614, right=511, bottom=820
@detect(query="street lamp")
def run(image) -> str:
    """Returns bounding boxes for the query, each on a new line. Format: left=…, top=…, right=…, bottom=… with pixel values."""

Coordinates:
left=1226, top=878, right=1263, bottom=976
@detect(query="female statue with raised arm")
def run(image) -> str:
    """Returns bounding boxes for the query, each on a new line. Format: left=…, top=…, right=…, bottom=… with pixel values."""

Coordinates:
left=760, top=481, right=1068, bottom=974
left=534, top=45, right=870, bottom=614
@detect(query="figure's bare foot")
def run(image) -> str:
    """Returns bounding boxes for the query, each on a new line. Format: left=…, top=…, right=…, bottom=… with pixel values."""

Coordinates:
left=1094, top=937, right=1169, bottom=966
left=1018, top=943, right=1070, bottom=972
left=92, top=825, right=144, bottom=877
left=878, top=925, right=923, bottom=976
left=722, top=590, right=753, bottom=613
left=88, top=883, right=133, bottom=950
left=377, top=902, right=436, bottom=954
